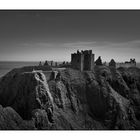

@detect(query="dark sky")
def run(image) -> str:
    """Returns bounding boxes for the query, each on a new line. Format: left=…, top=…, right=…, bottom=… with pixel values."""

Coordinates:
left=0, top=10, right=140, bottom=62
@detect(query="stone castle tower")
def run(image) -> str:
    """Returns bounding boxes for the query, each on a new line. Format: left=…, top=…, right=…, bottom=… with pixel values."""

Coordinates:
left=71, top=50, right=95, bottom=71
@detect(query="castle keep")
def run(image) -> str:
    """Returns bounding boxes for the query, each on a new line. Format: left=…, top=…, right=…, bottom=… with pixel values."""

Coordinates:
left=71, top=50, right=95, bottom=71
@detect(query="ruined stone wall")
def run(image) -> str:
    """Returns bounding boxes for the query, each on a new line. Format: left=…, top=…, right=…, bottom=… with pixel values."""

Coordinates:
left=71, top=53, right=84, bottom=71
left=125, top=63, right=136, bottom=68
left=116, top=63, right=136, bottom=68
left=84, top=54, right=94, bottom=70
left=84, top=54, right=93, bottom=70
left=91, top=54, right=95, bottom=70
left=71, top=50, right=95, bottom=71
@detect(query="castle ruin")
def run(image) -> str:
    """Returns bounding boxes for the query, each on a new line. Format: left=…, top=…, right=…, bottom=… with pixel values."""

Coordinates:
left=71, top=50, right=95, bottom=71
left=116, top=58, right=136, bottom=68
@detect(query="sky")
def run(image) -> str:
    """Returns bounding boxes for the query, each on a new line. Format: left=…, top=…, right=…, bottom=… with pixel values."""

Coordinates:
left=0, top=10, right=140, bottom=62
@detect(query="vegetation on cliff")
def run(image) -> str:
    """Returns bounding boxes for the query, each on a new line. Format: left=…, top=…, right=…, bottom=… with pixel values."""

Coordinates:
left=0, top=65, right=140, bottom=129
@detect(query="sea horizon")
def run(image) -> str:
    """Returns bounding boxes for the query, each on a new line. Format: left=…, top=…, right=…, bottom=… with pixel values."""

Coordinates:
left=0, top=61, right=140, bottom=78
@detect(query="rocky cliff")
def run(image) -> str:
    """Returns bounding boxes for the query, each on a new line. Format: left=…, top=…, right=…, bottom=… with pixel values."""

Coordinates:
left=0, top=105, right=35, bottom=130
left=0, top=65, right=140, bottom=130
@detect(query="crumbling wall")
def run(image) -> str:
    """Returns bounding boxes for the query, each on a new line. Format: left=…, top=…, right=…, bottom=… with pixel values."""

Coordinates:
left=71, top=53, right=84, bottom=71
left=117, top=63, right=136, bottom=68
left=84, top=54, right=94, bottom=70
left=71, top=50, right=95, bottom=71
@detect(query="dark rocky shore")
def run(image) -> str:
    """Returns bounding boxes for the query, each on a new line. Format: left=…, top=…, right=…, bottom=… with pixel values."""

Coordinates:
left=0, top=65, right=140, bottom=130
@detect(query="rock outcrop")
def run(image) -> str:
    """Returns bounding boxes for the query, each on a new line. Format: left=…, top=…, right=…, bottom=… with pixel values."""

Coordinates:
left=0, top=65, right=140, bottom=130
left=0, top=105, right=35, bottom=130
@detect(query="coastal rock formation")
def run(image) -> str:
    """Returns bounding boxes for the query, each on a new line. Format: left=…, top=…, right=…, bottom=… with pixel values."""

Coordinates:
left=0, top=65, right=140, bottom=129
left=117, top=67, right=140, bottom=121
left=0, top=105, right=35, bottom=130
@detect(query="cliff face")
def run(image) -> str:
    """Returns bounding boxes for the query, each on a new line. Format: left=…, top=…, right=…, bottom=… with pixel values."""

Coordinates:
left=0, top=65, right=140, bottom=130
left=0, top=105, right=35, bottom=130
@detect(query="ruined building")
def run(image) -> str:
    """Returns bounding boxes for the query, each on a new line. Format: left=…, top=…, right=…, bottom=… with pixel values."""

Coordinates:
left=71, top=50, right=95, bottom=71
left=116, top=58, right=136, bottom=68
left=95, top=56, right=102, bottom=66
left=109, top=59, right=116, bottom=68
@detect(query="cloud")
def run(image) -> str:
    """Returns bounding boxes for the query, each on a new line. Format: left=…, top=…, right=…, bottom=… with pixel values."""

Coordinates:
left=62, top=41, right=96, bottom=46
left=61, top=40, right=140, bottom=49
left=105, top=40, right=140, bottom=49
left=20, top=42, right=54, bottom=48
left=1, top=39, right=140, bottom=62
left=20, top=39, right=140, bottom=51
left=20, top=41, right=97, bottom=49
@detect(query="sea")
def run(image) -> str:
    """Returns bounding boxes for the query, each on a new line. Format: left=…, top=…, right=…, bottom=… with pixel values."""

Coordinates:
left=0, top=61, right=38, bottom=77
left=0, top=61, right=140, bottom=78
